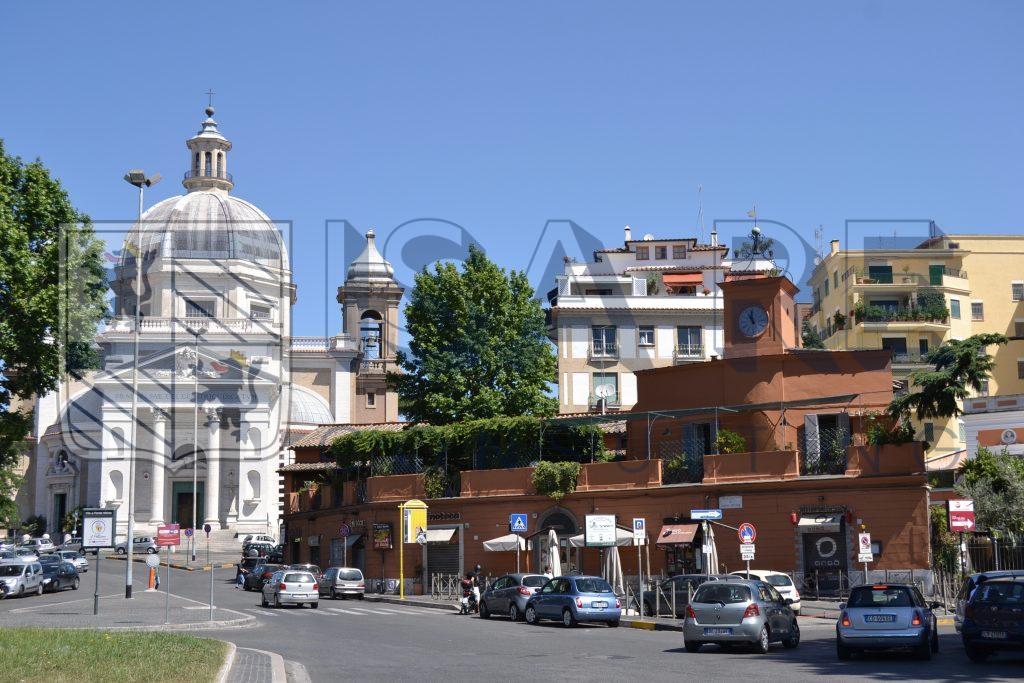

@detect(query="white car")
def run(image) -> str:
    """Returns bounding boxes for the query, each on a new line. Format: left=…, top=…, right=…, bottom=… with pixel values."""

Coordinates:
left=55, top=550, right=89, bottom=573
left=730, top=569, right=801, bottom=615
left=20, top=538, right=56, bottom=555
left=115, top=537, right=158, bottom=554
left=0, top=561, right=44, bottom=597
left=243, top=534, right=276, bottom=546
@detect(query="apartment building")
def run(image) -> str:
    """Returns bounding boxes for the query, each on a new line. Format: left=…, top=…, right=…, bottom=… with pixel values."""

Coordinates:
left=806, top=234, right=1024, bottom=461
left=547, top=227, right=774, bottom=414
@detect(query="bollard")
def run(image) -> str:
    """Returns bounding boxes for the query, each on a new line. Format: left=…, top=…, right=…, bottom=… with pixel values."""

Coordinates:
left=148, top=567, right=155, bottom=590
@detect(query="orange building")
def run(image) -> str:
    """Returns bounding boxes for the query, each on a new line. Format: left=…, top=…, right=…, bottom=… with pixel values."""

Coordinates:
left=281, top=276, right=933, bottom=594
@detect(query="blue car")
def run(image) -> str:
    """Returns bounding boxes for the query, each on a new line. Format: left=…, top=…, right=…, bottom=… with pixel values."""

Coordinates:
left=524, top=575, right=621, bottom=628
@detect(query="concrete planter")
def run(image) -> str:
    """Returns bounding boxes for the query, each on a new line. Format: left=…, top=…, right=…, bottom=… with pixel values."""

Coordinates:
left=846, top=443, right=924, bottom=476
left=575, top=459, right=663, bottom=492
left=460, top=467, right=536, bottom=497
left=702, top=450, right=799, bottom=483
left=367, top=473, right=426, bottom=502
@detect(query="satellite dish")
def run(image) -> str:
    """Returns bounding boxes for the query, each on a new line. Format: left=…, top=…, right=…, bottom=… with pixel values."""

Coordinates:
left=595, top=384, right=614, bottom=399
left=643, top=234, right=654, bottom=241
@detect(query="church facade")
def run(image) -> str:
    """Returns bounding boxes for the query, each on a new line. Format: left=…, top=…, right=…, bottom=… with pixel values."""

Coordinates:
left=26, top=107, right=401, bottom=541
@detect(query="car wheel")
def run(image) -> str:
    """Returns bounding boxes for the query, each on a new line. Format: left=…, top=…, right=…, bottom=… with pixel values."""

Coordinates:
left=755, top=626, right=770, bottom=654
left=274, top=594, right=281, bottom=609
left=562, top=609, right=577, bottom=628
left=479, top=601, right=490, bottom=619
left=509, top=604, right=520, bottom=621
left=331, top=589, right=339, bottom=600
left=836, top=639, right=851, bottom=661
left=72, top=578, right=79, bottom=591
left=608, top=620, right=620, bottom=628
left=914, top=639, right=932, bottom=661
left=36, top=584, right=43, bottom=596
left=18, top=586, right=25, bottom=598
left=684, top=640, right=701, bottom=653
left=116, top=548, right=126, bottom=555
left=931, top=628, right=939, bottom=653
left=964, top=642, right=989, bottom=663
left=357, top=594, right=364, bottom=600
left=525, top=606, right=538, bottom=625
left=782, top=620, right=800, bottom=649
left=311, top=602, right=318, bottom=609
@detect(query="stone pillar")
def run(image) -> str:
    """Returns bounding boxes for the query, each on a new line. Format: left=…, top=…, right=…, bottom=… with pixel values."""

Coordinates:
left=149, top=409, right=169, bottom=525
left=203, top=408, right=221, bottom=527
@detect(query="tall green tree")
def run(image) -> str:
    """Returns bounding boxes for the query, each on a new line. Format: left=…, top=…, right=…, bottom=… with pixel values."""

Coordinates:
left=888, top=333, right=1008, bottom=421
left=0, top=140, right=108, bottom=525
left=957, top=447, right=1024, bottom=535
left=801, top=320, right=825, bottom=349
left=393, top=245, right=557, bottom=424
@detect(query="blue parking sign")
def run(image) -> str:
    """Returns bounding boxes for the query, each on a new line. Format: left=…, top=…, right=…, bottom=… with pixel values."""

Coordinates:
left=510, top=513, right=528, bottom=533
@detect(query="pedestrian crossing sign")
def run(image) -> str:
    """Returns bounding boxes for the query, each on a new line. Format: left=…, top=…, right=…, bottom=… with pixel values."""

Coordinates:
left=510, top=513, right=528, bottom=533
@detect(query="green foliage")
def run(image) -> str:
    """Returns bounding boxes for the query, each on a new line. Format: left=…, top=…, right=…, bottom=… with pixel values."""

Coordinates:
left=21, top=514, right=46, bottom=537
left=864, top=412, right=916, bottom=446
left=832, top=311, right=847, bottom=328
left=531, top=461, right=581, bottom=500
left=929, top=504, right=960, bottom=573
left=392, top=245, right=557, bottom=425
left=801, top=320, right=825, bottom=349
left=916, top=288, right=949, bottom=321
left=714, top=428, right=747, bottom=454
left=60, top=506, right=85, bottom=534
left=645, top=274, right=660, bottom=295
left=422, top=466, right=455, bottom=499
left=0, top=141, right=108, bottom=521
left=956, top=447, right=1024, bottom=535
left=888, top=333, right=1008, bottom=421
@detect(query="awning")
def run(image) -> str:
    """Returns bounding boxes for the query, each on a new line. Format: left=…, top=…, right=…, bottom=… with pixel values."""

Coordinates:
left=662, top=273, right=703, bottom=286
left=655, top=524, right=699, bottom=546
left=798, top=514, right=842, bottom=532
left=483, top=533, right=528, bottom=552
left=568, top=527, right=635, bottom=548
left=423, top=528, right=457, bottom=543
left=341, top=534, right=362, bottom=548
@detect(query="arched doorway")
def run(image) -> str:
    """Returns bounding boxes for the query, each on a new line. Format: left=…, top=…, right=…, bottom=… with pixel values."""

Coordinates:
left=170, top=444, right=205, bottom=528
left=534, top=509, right=578, bottom=574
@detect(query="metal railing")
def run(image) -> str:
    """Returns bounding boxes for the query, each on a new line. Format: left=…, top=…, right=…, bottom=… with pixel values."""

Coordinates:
left=674, top=343, right=704, bottom=360
left=183, top=169, right=233, bottom=182
left=799, top=427, right=849, bottom=476
left=588, top=344, right=619, bottom=360
left=890, top=350, right=931, bottom=364
left=850, top=270, right=925, bottom=286
left=859, top=308, right=948, bottom=324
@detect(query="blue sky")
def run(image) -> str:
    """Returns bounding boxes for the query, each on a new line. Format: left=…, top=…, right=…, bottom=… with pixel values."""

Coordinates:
left=2, top=2, right=1022, bottom=334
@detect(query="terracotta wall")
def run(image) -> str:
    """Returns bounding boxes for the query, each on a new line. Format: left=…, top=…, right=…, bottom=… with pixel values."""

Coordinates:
left=703, top=450, right=798, bottom=483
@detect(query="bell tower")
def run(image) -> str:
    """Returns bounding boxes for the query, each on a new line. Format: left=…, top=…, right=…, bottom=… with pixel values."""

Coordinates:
left=337, top=229, right=404, bottom=421
left=182, top=105, right=233, bottom=193
left=720, top=275, right=801, bottom=359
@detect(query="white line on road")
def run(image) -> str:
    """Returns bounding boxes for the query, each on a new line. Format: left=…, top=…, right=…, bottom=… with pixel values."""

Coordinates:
left=327, top=607, right=362, bottom=615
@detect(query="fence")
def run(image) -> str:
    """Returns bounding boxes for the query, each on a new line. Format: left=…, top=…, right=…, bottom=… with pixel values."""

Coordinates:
left=799, top=426, right=848, bottom=476
left=965, top=541, right=1024, bottom=573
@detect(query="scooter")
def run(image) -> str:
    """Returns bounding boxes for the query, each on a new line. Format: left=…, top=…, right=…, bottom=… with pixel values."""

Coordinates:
left=460, top=589, right=478, bottom=615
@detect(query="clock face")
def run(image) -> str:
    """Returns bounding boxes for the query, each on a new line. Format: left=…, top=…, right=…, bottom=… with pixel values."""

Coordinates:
left=739, top=305, right=769, bottom=338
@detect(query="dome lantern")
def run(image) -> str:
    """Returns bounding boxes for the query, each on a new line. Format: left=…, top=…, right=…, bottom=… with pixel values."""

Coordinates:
left=183, top=105, right=234, bottom=193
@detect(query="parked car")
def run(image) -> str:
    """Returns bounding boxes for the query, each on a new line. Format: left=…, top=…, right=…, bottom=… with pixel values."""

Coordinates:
left=55, top=550, right=88, bottom=573
left=242, top=534, right=277, bottom=546
left=236, top=557, right=261, bottom=583
left=261, top=569, right=319, bottom=608
left=242, top=541, right=275, bottom=558
left=731, top=570, right=801, bottom=615
left=637, top=574, right=730, bottom=618
left=0, top=551, right=17, bottom=562
left=320, top=567, right=366, bottom=600
left=20, top=538, right=56, bottom=555
left=59, top=537, right=84, bottom=552
left=286, top=564, right=323, bottom=580
left=954, top=570, right=1024, bottom=633
left=267, top=545, right=284, bottom=563
left=836, top=583, right=939, bottom=660
left=524, top=575, right=622, bottom=628
left=244, top=562, right=284, bottom=591
left=41, top=561, right=79, bottom=593
left=14, top=548, right=39, bottom=562
left=0, top=541, right=14, bottom=552
left=683, top=579, right=800, bottom=654
left=0, top=562, right=44, bottom=597
left=961, top=575, right=1024, bottom=662
left=115, top=537, right=158, bottom=554
left=480, top=573, right=548, bottom=620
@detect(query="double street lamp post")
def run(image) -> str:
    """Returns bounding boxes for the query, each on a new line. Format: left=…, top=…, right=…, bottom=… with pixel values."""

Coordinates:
left=185, top=325, right=206, bottom=564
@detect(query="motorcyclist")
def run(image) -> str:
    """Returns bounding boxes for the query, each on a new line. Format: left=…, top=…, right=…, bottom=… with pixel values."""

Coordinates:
left=472, top=564, right=482, bottom=608
left=460, top=572, right=476, bottom=615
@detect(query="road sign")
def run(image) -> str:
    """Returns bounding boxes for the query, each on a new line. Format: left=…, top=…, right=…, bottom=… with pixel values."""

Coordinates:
left=510, top=513, right=528, bottom=533
left=737, top=522, right=757, bottom=544
left=740, top=543, right=755, bottom=561
left=157, top=523, right=181, bottom=547
left=857, top=532, right=873, bottom=563
left=81, top=508, right=115, bottom=549
left=632, top=517, right=646, bottom=540
left=339, top=523, right=351, bottom=538
left=145, top=553, right=160, bottom=568
left=948, top=499, right=976, bottom=532
left=203, top=523, right=212, bottom=536
left=184, top=528, right=193, bottom=538
left=690, top=509, right=723, bottom=520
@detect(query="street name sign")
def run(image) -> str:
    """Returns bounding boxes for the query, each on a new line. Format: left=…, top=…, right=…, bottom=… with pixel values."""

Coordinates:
left=690, top=509, right=723, bottom=520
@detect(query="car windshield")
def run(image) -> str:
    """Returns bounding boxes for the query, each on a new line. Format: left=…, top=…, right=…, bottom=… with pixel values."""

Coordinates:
left=42, top=564, right=60, bottom=574
left=974, top=581, right=1024, bottom=605
left=694, top=583, right=751, bottom=604
left=766, top=575, right=793, bottom=587
left=848, top=586, right=913, bottom=608
left=39, top=556, right=59, bottom=564
left=338, top=570, right=362, bottom=581
left=0, top=565, right=24, bottom=576
left=284, top=573, right=314, bottom=583
left=522, top=576, right=547, bottom=588
left=575, top=578, right=612, bottom=594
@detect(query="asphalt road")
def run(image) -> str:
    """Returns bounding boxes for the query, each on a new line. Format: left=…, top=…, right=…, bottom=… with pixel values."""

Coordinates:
left=3, top=564, right=1023, bottom=682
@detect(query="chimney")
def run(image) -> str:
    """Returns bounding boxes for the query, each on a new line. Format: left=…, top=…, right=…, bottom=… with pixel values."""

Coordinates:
left=624, top=225, right=632, bottom=243
left=830, top=239, right=840, bottom=255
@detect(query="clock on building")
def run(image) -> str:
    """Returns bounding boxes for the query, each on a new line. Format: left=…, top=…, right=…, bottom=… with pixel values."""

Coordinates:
left=738, top=305, right=769, bottom=337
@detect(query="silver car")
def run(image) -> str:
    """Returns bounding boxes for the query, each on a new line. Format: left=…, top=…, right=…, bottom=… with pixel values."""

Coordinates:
left=480, top=573, right=547, bottom=621
left=115, top=537, right=158, bottom=554
left=836, top=583, right=939, bottom=660
left=262, top=570, right=319, bottom=608
left=0, top=562, right=44, bottom=597
left=320, top=567, right=365, bottom=600
left=20, top=538, right=56, bottom=555
left=55, top=550, right=89, bottom=573
left=683, top=579, right=800, bottom=654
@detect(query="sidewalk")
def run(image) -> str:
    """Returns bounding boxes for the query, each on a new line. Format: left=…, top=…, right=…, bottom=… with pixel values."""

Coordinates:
left=224, top=647, right=288, bottom=683
left=104, top=548, right=241, bottom=572
left=3, top=588, right=254, bottom=632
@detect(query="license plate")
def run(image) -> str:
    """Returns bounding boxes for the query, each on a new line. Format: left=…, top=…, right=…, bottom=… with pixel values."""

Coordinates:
left=864, top=614, right=896, bottom=623
left=592, top=601, right=607, bottom=608
left=981, top=631, right=1007, bottom=640
left=704, top=627, right=732, bottom=636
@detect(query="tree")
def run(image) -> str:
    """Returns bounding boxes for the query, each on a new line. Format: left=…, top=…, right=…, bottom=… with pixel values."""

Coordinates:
left=801, top=320, right=824, bottom=349
left=0, top=140, right=108, bottom=526
left=393, top=245, right=557, bottom=424
left=956, top=447, right=1024, bottom=535
left=887, top=333, right=1008, bottom=421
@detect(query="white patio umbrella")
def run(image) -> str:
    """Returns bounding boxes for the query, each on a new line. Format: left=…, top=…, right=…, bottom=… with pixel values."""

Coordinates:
left=482, top=534, right=527, bottom=552
left=547, top=528, right=562, bottom=576
left=704, top=522, right=720, bottom=575
left=603, top=545, right=625, bottom=595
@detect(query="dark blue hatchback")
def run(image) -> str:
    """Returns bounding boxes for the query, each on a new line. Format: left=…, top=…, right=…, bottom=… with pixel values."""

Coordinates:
left=961, top=576, right=1024, bottom=662
left=524, top=575, right=621, bottom=628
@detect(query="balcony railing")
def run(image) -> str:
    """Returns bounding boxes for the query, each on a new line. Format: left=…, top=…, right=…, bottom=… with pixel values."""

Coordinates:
left=849, top=270, right=925, bottom=286
left=588, top=344, right=619, bottom=360
left=101, top=316, right=280, bottom=336
left=183, top=169, right=233, bottom=183
left=799, top=427, right=849, bottom=476
left=674, top=343, right=704, bottom=361
left=889, top=350, right=931, bottom=365
left=360, top=359, right=387, bottom=374
left=857, top=308, right=948, bottom=324
left=290, top=335, right=359, bottom=352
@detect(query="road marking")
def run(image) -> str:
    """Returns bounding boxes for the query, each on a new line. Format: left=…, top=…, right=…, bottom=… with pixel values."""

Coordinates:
left=342, top=607, right=374, bottom=613
left=327, top=607, right=362, bottom=615
left=250, top=609, right=278, bottom=616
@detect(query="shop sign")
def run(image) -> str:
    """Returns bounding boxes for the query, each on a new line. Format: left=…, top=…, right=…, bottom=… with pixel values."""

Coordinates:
left=584, top=514, right=616, bottom=547
left=373, top=522, right=393, bottom=550
left=947, top=500, right=976, bottom=531
left=427, top=511, right=461, bottom=521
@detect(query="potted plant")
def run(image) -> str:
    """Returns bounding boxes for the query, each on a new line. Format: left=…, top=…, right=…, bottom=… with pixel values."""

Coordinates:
left=702, top=287, right=711, bottom=296
left=853, top=301, right=866, bottom=323
left=901, top=265, right=913, bottom=283
left=833, top=311, right=847, bottom=330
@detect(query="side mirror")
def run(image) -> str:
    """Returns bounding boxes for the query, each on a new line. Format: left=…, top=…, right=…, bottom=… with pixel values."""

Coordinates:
left=838, top=602, right=846, bottom=610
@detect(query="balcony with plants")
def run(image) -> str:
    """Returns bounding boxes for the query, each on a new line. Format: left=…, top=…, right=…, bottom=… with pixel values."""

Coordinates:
left=852, top=288, right=949, bottom=328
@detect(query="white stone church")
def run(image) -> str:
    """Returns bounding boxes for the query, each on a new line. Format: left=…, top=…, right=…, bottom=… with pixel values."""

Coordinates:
left=24, top=106, right=402, bottom=543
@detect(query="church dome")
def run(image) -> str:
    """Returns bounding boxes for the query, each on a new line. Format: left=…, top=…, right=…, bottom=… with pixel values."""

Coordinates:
left=345, top=229, right=394, bottom=284
left=287, top=386, right=334, bottom=426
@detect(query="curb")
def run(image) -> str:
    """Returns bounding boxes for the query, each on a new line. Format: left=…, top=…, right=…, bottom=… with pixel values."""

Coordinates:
left=2, top=614, right=256, bottom=633
left=104, top=555, right=237, bottom=572
left=363, top=595, right=459, bottom=612
left=215, top=641, right=237, bottom=683
left=622, top=618, right=682, bottom=632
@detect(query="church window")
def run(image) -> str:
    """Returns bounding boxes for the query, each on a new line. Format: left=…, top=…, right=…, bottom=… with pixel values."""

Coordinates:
left=366, top=392, right=376, bottom=408
left=204, top=152, right=212, bottom=176
left=185, top=298, right=216, bottom=318
left=250, top=304, right=271, bottom=320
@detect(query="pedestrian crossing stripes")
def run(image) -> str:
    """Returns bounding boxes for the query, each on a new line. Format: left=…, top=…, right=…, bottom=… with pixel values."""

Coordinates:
left=247, top=605, right=444, bottom=618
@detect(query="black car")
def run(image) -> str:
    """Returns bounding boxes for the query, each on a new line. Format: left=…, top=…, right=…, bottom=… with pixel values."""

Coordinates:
left=961, top=575, right=1024, bottom=662
left=244, top=562, right=283, bottom=591
left=635, top=574, right=730, bottom=617
left=267, top=545, right=285, bottom=564
left=41, top=561, right=79, bottom=592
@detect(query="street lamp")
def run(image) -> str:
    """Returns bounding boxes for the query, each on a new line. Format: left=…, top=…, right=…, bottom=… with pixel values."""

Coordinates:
left=185, top=324, right=206, bottom=564
left=123, top=170, right=161, bottom=599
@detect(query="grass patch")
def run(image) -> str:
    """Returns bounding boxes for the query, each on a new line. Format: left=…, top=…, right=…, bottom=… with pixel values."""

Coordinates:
left=0, top=628, right=227, bottom=683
